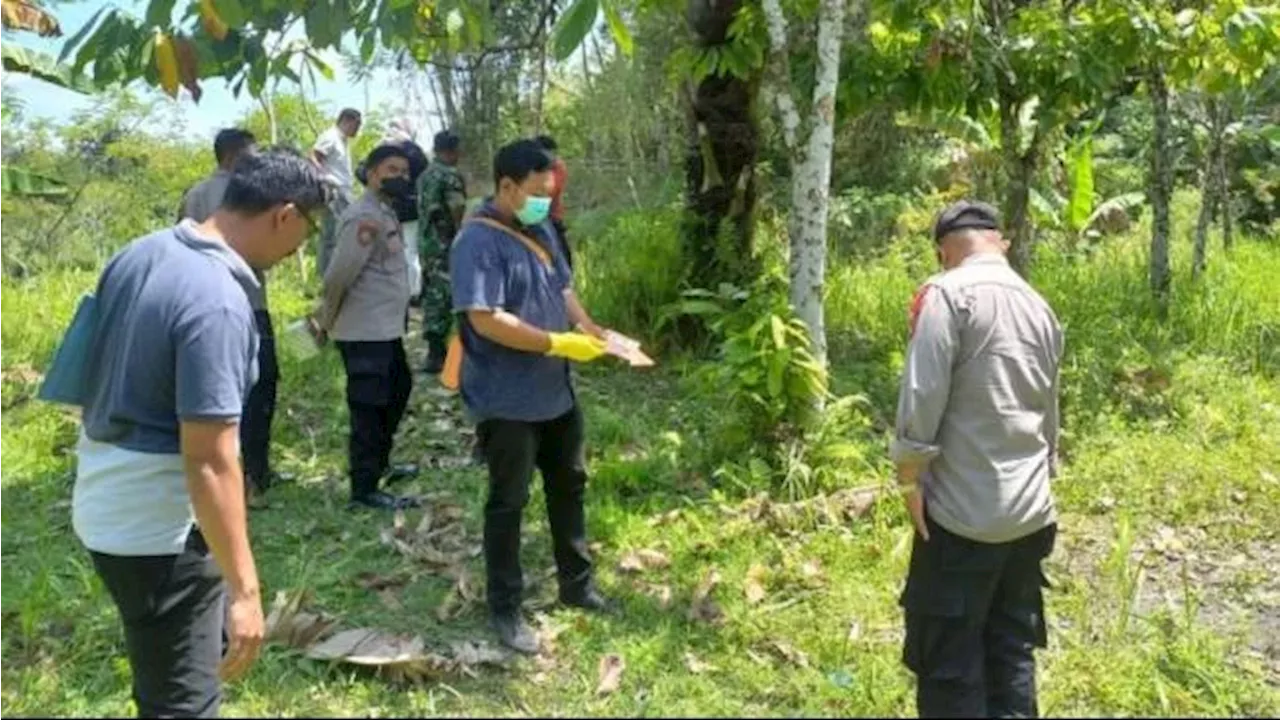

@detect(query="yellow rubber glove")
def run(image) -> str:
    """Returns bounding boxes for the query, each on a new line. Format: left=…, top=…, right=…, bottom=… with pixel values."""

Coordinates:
left=547, top=332, right=608, bottom=362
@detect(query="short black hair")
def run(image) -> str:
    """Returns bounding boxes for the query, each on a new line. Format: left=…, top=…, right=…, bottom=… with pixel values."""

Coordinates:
left=222, top=147, right=329, bottom=215
left=493, top=139, right=552, bottom=188
left=933, top=200, right=1001, bottom=243
left=434, top=130, right=461, bottom=153
left=338, top=108, right=362, bottom=124
left=362, top=144, right=410, bottom=182
left=534, top=134, right=558, bottom=152
left=214, top=128, right=255, bottom=164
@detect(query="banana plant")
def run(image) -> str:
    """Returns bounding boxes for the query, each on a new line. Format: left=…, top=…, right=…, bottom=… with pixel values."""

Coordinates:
left=1, top=0, right=76, bottom=198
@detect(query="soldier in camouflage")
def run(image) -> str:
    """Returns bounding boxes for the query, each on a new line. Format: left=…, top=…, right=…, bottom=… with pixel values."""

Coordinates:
left=416, top=130, right=467, bottom=374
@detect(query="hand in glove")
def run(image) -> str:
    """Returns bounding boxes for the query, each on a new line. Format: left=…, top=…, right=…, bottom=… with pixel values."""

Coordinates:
left=546, top=332, right=608, bottom=363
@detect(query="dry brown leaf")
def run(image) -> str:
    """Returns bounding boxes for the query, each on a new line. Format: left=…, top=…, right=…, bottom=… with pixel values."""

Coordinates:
left=847, top=619, right=863, bottom=642
left=595, top=653, right=625, bottom=696
left=377, top=589, right=403, bottom=611
left=744, top=564, right=768, bottom=605
left=264, top=590, right=338, bottom=650
left=641, top=583, right=673, bottom=610
left=306, top=628, right=425, bottom=666
left=355, top=571, right=410, bottom=591
left=450, top=640, right=511, bottom=668
left=415, top=507, right=435, bottom=535
left=683, top=651, right=715, bottom=674
left=617, top=548, right=671, bottom=574
left=393, top=509, right=407, bottom=533
left=745, top=648, right=771, bottom=666
left=688, top=569, right=724, bottom=624
left=800, top=559, right=825, bottom=583
left=1, top=0, right=61, bottom=37
left=767, top=639, right=810, bottom=668
left=435, top=586, right=465, bottom=623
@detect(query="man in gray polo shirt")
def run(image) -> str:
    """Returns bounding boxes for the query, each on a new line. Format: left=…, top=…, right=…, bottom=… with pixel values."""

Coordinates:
left=892, top=201, right=1063, bottom=718
left=74, top=149, right=328, bottom=718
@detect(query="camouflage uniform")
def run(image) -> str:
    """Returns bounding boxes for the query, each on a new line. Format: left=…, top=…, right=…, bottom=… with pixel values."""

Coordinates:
left=416, top=161, right=467, bottom=352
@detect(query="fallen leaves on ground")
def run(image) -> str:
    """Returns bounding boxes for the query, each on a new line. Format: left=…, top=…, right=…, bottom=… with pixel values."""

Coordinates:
left=683, top=651, right=716, bottom=674
left=304, top=628, right=511, bottom=683
left=595, top=653, right=625, bottom=696
left=765, top=639, right=810, bottom=668
left=688, top=569, right=724, bottom=625
left=264, top=590, right=338, bottom=650
left=617, top=548, right=671, bottom=574
left=354, top=571, right=411, bottom=592
left=638, top=583, right=673, bottom=610
left=435, top=571, right=478, bottom=622
left=379, top=497, right=476, bottom=574
left=744, top=564, right=768, bottom=605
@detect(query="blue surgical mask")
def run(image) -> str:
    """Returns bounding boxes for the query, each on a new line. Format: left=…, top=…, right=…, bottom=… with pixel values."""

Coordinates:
left=516, top=195, right=552, bottom=225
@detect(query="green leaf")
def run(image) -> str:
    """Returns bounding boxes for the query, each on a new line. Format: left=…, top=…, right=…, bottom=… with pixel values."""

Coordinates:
left=305, top=2, right=338, bottom=49
left=2, top=45, right=96, bottom=94
left=213, top=0, right=249, bottom=28
left=0, top=165, right=69, bottom=197
left=72, top=10, right=116, bottom=75
left=770, top=315, right=786, bottom=350
left=146, top=0, right=178, bottom=29
left=550, top=0, right=598, bottom=62
left=601, top=0, right=633, bottom=57
left=1066, top=136, right=1094, bottom=233
left=306, top=49, right=335, bottom=81
left=59, top=6, right=107, bottom=63
left=359, top=31, right=376, bottom=64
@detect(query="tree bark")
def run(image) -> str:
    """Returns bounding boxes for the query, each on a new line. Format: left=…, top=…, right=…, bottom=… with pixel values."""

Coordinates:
left=762, top=0, right=846, bottom=368
left=682, top=0, right=760, bottom=292
left=1216, top=101, right=1233, bottom=250
left=998, top=93, right=1037, bottom=276
left=1192, top=97, right=1219, bottom=281
left=1147, top=62, right=1173, bottom=313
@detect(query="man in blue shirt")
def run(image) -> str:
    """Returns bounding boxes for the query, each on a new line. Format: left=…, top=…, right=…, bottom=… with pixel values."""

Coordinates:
left=450, top=139, right=612, bottom=654
left=74, top=148, right=328, bottom=717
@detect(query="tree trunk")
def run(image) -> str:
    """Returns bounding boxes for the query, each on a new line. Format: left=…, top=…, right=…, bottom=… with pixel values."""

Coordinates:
left=682, top=0, right=760, bottom=292
left=436, top=54, right=461, bottom=131
left=998, top=94, right=1036, bottom=276
left=533, top=8, right=549, bottom=135
left=762, top=0, right=845, bottom=368
left=1147, top=62, right=1173, bottom=312
left=1216, top=102, right=1233, bottom=250
left=1192, top=96, right=1219, bottom=281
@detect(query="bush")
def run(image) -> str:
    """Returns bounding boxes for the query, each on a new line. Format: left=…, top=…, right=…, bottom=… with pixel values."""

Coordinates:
left=574, top=205, right=685, bottom=344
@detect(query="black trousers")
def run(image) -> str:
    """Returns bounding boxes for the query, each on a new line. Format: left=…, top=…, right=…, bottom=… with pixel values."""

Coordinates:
left=90, top=530, right=224, bottom=719
left=337, top=339, right=412, bottom=499
left=241, top=309, right=278, bottom=491
left=477, top=406, right=593, bottom=616
left=901, top=515, right=1057, bottom=719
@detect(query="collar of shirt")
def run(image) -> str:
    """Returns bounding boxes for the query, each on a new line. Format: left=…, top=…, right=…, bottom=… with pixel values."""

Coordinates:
left=360, top=189, right=398, bottom=218
left=173, top=219, right=263, bottom=300
left=958, top=252, right=1009, bottom=269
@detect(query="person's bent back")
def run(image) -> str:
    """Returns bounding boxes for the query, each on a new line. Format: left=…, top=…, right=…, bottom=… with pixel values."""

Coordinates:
left=73, top=148, right=327, bottom=718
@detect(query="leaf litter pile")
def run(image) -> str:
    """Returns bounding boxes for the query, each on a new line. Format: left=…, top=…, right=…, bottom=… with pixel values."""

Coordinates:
left=260, top=494, right=512, bottom=684
left=260, top=483, right=882, bottom=691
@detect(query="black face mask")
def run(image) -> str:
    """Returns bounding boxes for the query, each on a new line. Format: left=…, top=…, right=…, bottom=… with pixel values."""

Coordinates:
left=380, top=176, right=414, bottom=200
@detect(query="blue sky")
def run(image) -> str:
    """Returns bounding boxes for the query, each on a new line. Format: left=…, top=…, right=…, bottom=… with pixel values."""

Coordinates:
left=3, top=0, right=443, bottom=143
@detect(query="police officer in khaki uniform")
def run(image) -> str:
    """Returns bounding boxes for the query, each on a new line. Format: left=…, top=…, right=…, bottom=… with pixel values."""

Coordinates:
left=317, top=144, right=422, bottom=511
left=893, top=201, right=1063, bottom=718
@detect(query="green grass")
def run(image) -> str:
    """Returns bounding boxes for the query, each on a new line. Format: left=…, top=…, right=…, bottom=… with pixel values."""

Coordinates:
left=3, top=227, right=1279, bottom=717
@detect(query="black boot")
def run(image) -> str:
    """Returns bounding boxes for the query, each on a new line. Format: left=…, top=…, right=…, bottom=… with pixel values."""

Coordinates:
left=489, top=612, right=539, bottom=655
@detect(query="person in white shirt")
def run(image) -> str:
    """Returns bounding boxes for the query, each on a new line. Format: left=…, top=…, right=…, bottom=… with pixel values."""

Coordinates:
left=312, top=108, right=362, bottom=275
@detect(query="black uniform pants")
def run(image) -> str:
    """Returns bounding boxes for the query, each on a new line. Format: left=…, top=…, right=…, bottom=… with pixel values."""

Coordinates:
left=477, top=406, right=593, bottom=616
left=337, top=339, right=412, bottom=499
left=241, top=309, right=277, bottom=491
left=900, top=515, right=1056, bottom=719
left=90, top=530, right=224, bottom=719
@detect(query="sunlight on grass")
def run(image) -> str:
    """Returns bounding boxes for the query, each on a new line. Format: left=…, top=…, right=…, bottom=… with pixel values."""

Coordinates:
left=3, top=229, right=1278, bottom=716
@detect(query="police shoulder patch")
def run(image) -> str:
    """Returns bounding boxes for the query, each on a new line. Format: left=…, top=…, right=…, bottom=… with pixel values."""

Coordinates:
left=357, top=221, right=379, bottom=247
left=908, top=284, right=933, bottom=338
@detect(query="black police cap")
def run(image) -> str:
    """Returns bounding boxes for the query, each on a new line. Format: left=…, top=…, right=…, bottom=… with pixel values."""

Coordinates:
left=933, top=200, right=1001, bottom=243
